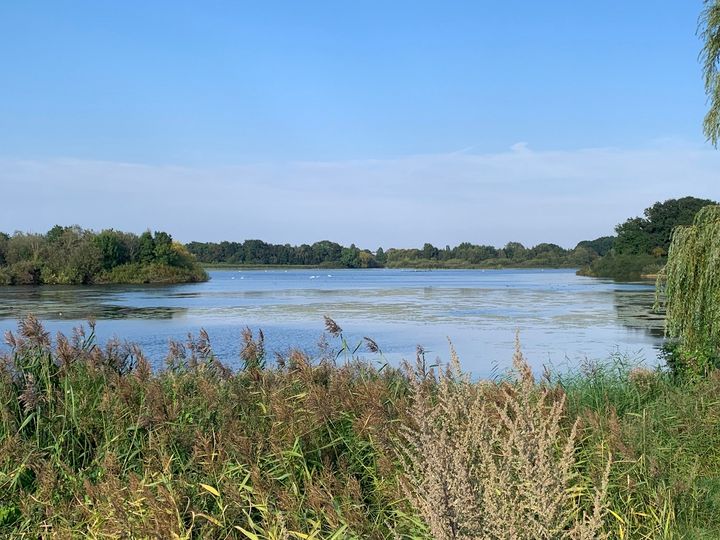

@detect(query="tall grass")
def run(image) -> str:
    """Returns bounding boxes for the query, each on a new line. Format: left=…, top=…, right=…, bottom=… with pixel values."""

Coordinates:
left=1, top=317, right=720, bottom=538
left=0, top=316, right=417, bottom=538
left=558, top=359, right=720, bottom=539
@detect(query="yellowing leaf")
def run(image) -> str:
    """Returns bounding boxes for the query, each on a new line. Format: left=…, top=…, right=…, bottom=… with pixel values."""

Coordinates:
left=199, top=483, right=220, bottom=497
left=234, top=525, right=260, bottom=540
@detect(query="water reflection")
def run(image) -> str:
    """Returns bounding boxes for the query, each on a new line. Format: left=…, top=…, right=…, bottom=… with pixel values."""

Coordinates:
left=0, top=286, right=188, bottom=320
left=612, top=287, right=665, bottom=339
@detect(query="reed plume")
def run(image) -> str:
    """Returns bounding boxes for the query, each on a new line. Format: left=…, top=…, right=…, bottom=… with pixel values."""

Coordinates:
left=399, top=339, right=610, bottom=539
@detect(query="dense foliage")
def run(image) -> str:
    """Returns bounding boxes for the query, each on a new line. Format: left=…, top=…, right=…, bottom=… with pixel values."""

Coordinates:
left=660, top=205, right=720, bottom=376
left=186, top=239, right=381, bottom=268
left=614, top=197, right=717, bottom=256
left=0, top=226, right=208, bottom=286
left=2, top=317, right=720, bottom=538
left=579, top=196, right=717, bottom=280
left=701, top=0, right=720, bottom=145
left=383, top=240, right=601, bottom=268
left=576, top=235, right=615, bottom=257
left=187, top=238, right=605, bottom=269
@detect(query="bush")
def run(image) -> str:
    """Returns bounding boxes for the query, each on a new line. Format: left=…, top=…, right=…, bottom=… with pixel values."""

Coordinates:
left=95, top=262, right=209, bottom=284
left=578, top=253, right=660, bottom=280
left=399, top=342, right=609, bottom=539
left=7, top=261, right=42, bottom=285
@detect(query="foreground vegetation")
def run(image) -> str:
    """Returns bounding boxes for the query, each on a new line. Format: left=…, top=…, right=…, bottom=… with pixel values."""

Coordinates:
left=2, top=317, right=719, bottom=538
left=0, top=226, right=208, bottom=285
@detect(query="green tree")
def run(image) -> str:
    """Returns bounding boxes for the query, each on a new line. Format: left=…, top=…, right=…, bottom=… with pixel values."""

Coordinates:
left=576, top=236, right=615, bottom=257
left=5, top=233, right=45, bottom=265
left=615, top=197, right=717, bottom=255
left=661, top=205, right=720, bottom=374
left=701, top=0, right=720, bottom=145
left=41, top=226, right=101, bottom=284
left=118, top=232, right=141, bottom=263
left=614, top=217, right=654, bottom=255
left=644, top=197, right=716, bottom=250
left=153, top=231, right=178, bottom=266
left=244, top=239, right=270, bottom=264
left=311, top=240, right=343, bottom=264
left=375, top=247, right=386, bottom=265
left=422, top=243, right=439, bottom=260
left=340, top=244, right=361, bottom=268
left=138, top=231, right=156, bottom=264
left=0, top=232, right=8, bottom=266
left=358, top=250, right=378, bottom=268
left=46, top=225, right=68, bottom=244
left=94, top=230, right=129, bottom=270
left=503, top=242, right=527, bottom=261
left=569, top=246, right=597, bottom=266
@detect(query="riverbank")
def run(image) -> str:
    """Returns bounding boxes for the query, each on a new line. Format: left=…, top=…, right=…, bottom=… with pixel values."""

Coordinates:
left=1, top=317, right=718, bottom=537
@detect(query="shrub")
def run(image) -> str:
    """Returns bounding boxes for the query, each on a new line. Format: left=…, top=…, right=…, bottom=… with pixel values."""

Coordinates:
left=399, top=341, right=610, bottom=539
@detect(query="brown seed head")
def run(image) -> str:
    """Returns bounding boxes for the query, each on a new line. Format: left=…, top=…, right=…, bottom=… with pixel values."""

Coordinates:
left=323, top=316, right=343, bottom=337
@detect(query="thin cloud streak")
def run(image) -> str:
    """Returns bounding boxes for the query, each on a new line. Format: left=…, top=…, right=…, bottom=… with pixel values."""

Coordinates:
left=1, top=142, right=718, bottom=248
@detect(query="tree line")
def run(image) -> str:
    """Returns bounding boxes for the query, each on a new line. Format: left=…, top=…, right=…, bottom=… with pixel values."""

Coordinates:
left=185, top=238, right=607, bottom=269
left=185, top=240, right=380, bottom=268
left=3, top=196, right=710, bottom=284
left=0, top=226, right=207, bottom=285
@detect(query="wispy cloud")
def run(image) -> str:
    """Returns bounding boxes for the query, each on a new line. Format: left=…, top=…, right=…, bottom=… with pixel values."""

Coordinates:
left=2, top=142, right=718, bottom=248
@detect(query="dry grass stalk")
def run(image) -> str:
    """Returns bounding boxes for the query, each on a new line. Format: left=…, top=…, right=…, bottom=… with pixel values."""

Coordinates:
left=400, top=339, right=610, bottom=539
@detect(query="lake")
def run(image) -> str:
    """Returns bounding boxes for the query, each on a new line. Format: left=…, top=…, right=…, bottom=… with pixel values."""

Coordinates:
left=0, top=268, right=665, bottom=376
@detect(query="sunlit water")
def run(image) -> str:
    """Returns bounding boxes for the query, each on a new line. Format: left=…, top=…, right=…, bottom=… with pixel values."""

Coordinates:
left=0, top=268, right=665, bottom=376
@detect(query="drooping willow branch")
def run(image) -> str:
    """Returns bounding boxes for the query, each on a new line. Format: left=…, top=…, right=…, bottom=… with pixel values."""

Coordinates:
left=659, top=205, right=720, bottom=353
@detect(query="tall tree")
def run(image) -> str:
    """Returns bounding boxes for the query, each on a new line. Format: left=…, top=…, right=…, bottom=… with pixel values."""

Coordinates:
left=615, top=197, right=716, bottom=255
left=661, top=205, right=720, bottom=373
left=0, top=232, right=8, bottom=266
left=138, top=231, right=156, bottom=264
left=701, top=0, right=720, bottom=145
left=94, top=230, right=129, bottom=270
left=153, top=231, right=178, bottom=265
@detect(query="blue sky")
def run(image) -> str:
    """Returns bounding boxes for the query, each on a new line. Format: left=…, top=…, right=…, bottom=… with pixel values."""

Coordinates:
left=1, top=1, right=719, bottom=247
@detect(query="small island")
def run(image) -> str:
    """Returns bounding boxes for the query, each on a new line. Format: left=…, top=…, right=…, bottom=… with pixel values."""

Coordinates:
left=0, top=226, right=208, bottom=285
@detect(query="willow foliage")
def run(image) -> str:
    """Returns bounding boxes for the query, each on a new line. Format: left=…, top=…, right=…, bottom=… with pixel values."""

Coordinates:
left=701, top=0, right=720, bottom=145
left=661, top=205, right=720, bottom=356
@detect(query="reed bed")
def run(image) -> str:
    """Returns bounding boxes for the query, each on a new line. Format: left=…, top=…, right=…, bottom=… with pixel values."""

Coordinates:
left=1, top=317, right=719, bottom=538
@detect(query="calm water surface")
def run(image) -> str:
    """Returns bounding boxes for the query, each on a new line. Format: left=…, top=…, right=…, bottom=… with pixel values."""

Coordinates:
left=0, top=269, right=664, bottom=376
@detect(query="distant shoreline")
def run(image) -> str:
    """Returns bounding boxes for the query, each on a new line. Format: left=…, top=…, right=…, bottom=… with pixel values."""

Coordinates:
left=201, top=263, right=582, bottom=271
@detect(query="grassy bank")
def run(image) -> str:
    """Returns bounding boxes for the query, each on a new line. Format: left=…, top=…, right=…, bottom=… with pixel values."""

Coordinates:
left=2, top=318, right=719, bottom=538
